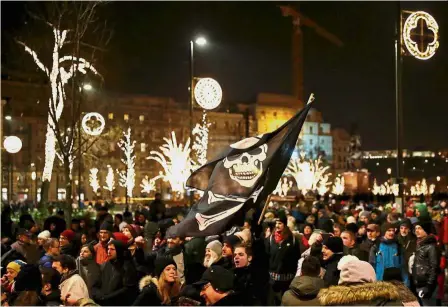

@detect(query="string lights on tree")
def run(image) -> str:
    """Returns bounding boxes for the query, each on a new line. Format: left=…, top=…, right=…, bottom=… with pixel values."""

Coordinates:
left=332, top=177, right=345, bottom=195
left=140, top=175, right=161, bottom=194
left=147, top=131, right=196, bottom=195
left=192, top=111, right=211, bottom=167
left=89, top=168, right=100, bottom=193
left=117, top=127, right=136, bottom=198
left=103, top=165, right=115, bottom=192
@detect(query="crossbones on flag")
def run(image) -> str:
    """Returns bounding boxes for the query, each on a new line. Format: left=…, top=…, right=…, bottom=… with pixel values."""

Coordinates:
left=167, top=94, right=315, bottom=237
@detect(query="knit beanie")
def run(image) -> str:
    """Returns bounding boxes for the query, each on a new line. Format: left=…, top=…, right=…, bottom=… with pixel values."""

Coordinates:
left=223, top=234, right=241, bottom=250
left=277, top=210, right=288, bottom=225
left=359, top=211, right=371, bottom=219
left=113, top=232, right=129, bottom=246
left=338, top=258, right=376, bottom=285
left=60, top=229, right=75, bottom=241
left=14, top=264, right=42, bottom=293
left=206, top=240, right=223, bottom=257
left=6, top=260, right=27, bottom=273
left=38, top=230, right=51, bottom=240
left=323, top=236, right=344, bottom=254
left=381, top=222, right=396, bottom=235
left=346, top=216, right=356, bottom=224
left=118, top=221, right=127, bottom=232
left=154, top=256, right=177, bottom=278
left=415, top=203, right=430, bottom=219
left=100, top=221, right=114, bottom=232
left=414, top=217, right=434, bottom=235
left=399, top=218, right=412, bottom=230
left=121, top=223, right=137, bottom=239
left=345, top=223, right=359, bottom=235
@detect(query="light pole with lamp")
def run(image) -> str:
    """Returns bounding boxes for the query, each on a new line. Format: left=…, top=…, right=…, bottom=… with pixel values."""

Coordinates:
left=4, top=136, right=22, bottom=202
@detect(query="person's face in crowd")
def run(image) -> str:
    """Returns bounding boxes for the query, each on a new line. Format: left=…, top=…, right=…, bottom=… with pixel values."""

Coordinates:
left=234, top=247, right=252, bottom=268
left=201, top=282, right=220, bottom=306
left=322, top=245, right=334, bottom=261
left=275, top=221, right=285, bottom=232
left=19, top=234, right=31, bottom=244
left=30, top=224, right=39, bottom=234
left=415, top=209, right=421, bottom=218
left=317, top=211, right=324, bottom=219
left=359, top=215, right=369, bottom=225
left=163, top=264, right=177, bottom=283
left=99, top=230, right=110, bottom=243
left=154, top=237, right=162, bottom=247
left=80, top=246, right=92, bottom=259
left=304, top=225, right=312, bottom=236
left=311, top=207, right=318, bottom=214
left=107, top=244, right=117, bottom=260
left=400, top=225, right=410, bottom=237
left=440, top=201, right=447, bottom=209
left=59, top=235, right=69, bottom=247
left=306, top=215, right=315, bottom=225
left=243, top=221, right=251, bottom=230
left=47, top=241, right=60, bottom=257
left=358, top=225, right=366, bottom=237
left=341, top=232, right=355, bottom=248
left=138, top=214, right=146, bottom=224
left=5, top=268, right=18, bottom=281
left=122, top=227, right=133, bottom=240
left=222, top=243, right=233, bottom=258
left=114, top=216, right=121, bottom=226
left=37, top=237, right=47, bottom=247
left=172, top=218, right=179, bottom=225
left=81, top=234, right=87, bottom=245
left=333, top=227, right=342, bottom=237
left=50, top=223, right=56, bottom=231
left=414, top=225, right=427, bottom=239
left=52, top=261, right=68, bottom=275
left=371, top=212, right=378, bottom=220
left=167, top=237, right=182, bottom=249
left=384, top=228, right=396, bottom=240
left=80, top=220, right=86, bottom=229
left=367, top=227, right=379, bottom=241
left=204, top=248, right=213, bottom=262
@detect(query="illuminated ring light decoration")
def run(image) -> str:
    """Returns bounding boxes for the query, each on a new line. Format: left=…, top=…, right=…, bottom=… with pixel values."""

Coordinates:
left=194, top=78, right=223, bottom=110
left=82, top=112, right=105, bottom=136
left=403, top=11, right=439, bottom=60
left=3, top=136, right=22, bottom=154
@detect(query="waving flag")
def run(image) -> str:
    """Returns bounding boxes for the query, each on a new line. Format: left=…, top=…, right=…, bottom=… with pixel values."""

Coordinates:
left=167, top=94, right=315, bottom=237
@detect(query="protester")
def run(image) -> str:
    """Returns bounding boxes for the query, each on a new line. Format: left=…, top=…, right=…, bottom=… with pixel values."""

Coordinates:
left=341, top=230, right=369, bottom=261
left=9, top=264, right=44, bottom=306
left=40, top=267, right=62, bottom=306
left=39, top=238, right=60, bottom=269
left=321, top=236, right=344, bottom=287
left=397, top=218, right=417, bottom=268
left=94, top=221, right=112, bottom=265
left=76, top=244, right=101, bottom=297
left=59, top=230, right=78, bottom=258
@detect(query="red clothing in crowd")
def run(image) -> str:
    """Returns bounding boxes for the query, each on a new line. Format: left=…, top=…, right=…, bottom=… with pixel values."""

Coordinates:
left=94, top=242, right=109, bottom=264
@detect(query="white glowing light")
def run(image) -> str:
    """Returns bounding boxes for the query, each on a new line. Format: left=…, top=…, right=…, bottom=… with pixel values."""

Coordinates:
left=103, top=165, right=115, bottom=192
left=83, top=83, right=93, bottom=91
left=31, top=171, right=37, bottom=181
left=410, top=179, right=433, bottom=196
left=372, top=179, right=399, bottom=196
left=89, top=168, right=100, bottom=193
left=194, top=78, right=222, bottom=110
left=403, top=11, right=439, bottom=60
left=195, top=37, right=207, bottom=46
left=147, top=131, right=196, bottom=194
left=273, top=177, right=293, bottom=197
left=284, top=152, right=331, bottom=194
left=117, top=127, right=136, bottom=198
left=332, top=177, right=345, bottom=195
left=3, top=136, right=22, bottom=154
left=18, top=27, right=98, bottom=182
left=317, top=176, right=330, bottom=196
left=192, top=111, right=211, bottom=167
left=82, top=112, right=105, bottom=136
left=140, top=175, right=161, bottom=194
left=372, top=179, right=381, bottom=195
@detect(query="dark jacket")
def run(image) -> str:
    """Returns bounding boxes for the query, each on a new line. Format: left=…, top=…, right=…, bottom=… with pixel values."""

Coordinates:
left=265, top=232, right=300, bottom=276
left=318, top=281, right=403, bottom=306
left=9, top=241, right=40, bottom=264
left=345, top=244, right=369, bottom=262
left=76, top=256, right=101, bottom=297
left=397, top=234, right=417, bottom=267
left=282, top=275, right=325, bottom=306
left=322, top=253, right=344, bottom=287
left=42, top=290, right=62, bottom=306
left=132, top=276, right=162, bottom=306
left=212, top=292, right=243, bottom=306
left=233, top=264, right=271, bottom=305
left=412, top=235, right=440, bottom=295
left=60, top=242, right=78, bottom=258
left=360, top=237, right=380, bottom=255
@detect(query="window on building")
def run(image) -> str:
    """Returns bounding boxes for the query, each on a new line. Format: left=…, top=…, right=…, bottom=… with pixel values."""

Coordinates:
left=108, top=113, right=114, bottom=120
left=124, top=114, right=129, bottom=121
left=141, top=143, right=146, bottom=152
left=139, top=115, right=144, bottom=122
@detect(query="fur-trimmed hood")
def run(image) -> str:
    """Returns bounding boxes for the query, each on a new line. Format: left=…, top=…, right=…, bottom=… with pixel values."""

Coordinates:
left=139, top=275, right=158, bottom=291
left=318, top=281, right=401, bottom=305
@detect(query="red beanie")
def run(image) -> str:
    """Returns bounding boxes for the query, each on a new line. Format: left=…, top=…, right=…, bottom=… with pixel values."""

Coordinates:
left=113, top=232, right=129, bottom=245
left=60, top=229, right=75, bottom=241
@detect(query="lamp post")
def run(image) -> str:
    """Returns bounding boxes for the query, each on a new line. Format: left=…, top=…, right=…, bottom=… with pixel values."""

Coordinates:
left=4, top=136, right=22, bottom=202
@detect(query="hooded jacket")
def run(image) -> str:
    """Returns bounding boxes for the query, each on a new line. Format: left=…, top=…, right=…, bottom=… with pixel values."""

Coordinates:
left=282, top=275, right=325, bottom=306
left=132, top=275, right=162, bottom=306
left=93, top=240, right=138, bottom=306
left=318, top=281, right=403, bottom=306
left=76, top=256, right=101, bottom=297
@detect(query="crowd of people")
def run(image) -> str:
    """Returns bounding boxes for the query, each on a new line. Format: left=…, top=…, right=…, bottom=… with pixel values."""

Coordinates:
left=1, top=192, right=447, bottom=306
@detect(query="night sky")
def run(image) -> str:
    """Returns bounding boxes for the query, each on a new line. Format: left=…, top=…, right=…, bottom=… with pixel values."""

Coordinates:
left=2, top=1, right=447, bottom=151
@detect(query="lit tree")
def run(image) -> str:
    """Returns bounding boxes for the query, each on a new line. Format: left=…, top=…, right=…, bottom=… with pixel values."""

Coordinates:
left=89, top=168, right=100, bottom=193
left=332, top=177, right=345, bottom=195
left=372, top=179, right=381, bottom=195
left=317, top=175, right=331, bottom=196
left=285, top=152, right=331, bottom=194
left=273, top=177, right=293, bottom=197
left=117, top=127, right=136, bottom=199
left=147, top=131, right=196, bottom=195
left=192, top=111, right=211, bottom=167
left=103, top=165, right=115, bottom=193
left=410, top=179, right=432, bottom=196
left=140, top=175, right=161, bottom=194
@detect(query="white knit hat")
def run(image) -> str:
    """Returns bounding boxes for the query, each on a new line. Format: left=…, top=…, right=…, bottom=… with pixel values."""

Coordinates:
left=37, top=230, right=51, bottom=240
left=206, top=240, right=223, bottom=257
left=346, top=216, right=356, bottom=224
left=119, top=221, right=127, bottom=232
left=338, top=258, right=376, bottom=285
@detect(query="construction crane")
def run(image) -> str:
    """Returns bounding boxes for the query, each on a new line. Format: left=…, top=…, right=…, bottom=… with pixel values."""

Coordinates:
left=279, top=5, right=343, bottom=105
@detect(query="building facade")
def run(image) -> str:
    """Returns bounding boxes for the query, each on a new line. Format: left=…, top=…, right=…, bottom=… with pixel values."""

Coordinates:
left=332, top=128, right=351, bottom=174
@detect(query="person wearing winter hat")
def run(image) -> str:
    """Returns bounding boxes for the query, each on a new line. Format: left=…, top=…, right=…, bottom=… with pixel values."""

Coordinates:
left=318, top=257, right=402, bottom=306
left=60, top=229, right=78, bottom=258
left=9, top=264, right=44, bottom=306
left=346, top=216, right=356, bottom=225
left=412, top=217, right=440, bottom=306
left=359, top=211, right=371, bottom=225
left=415, top=203, right=430, bottom=219
left=203, top=240, right=223, bottom=268
left=133, top=257, right=180, bottom=306
left=76, top=243, right=100, bottom=297
left=112, top=232, right=129, bottom=246
left=397, top=218, right=417, bottom=267
left=121, top=223, right=138, bottom=256
left=37, top=230, right=51, bottom=257
left=0, top=260, right=26, bottom=294
left=321, top=236, right=344, bottom=287
left=93, top=221, right=113, bottom=264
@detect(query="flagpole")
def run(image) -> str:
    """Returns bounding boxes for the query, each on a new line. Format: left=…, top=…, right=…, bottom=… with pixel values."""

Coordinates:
left=258, top=194, right=273, bottom=225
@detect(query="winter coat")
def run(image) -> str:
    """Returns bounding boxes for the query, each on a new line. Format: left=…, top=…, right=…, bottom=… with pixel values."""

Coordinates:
left=233, top=264, right=271, bottom=305
left=282, top=275, right=325, bottom=306
left=39, top=254, right=54, bottom=269
left=345, top=244, right=369, bottom=262
left=42, top=290, right=62, bottom=306
left=132, top=275, right=162, bottom=306
left=76, top=257, right=101, bottom=297
left=360, top=238, right=379, bottom=255
left=211, top=292, right=244, bottom=306
left=60, top=242, right=78, bottom=258
left=59, top=270, right=90, bottom=302
left=322, top=253, right=344, bottom=287
left=388, top=281, right=420, bottom=306
left=10, top=241, right=40, bottom=264
left=397, top=234, right=417, bottom=267
left=412, top=235, right=440, bottom=296
left=369, top=238, right=409, bottom=286
left=265, top=233, right=300, bottom=276
left=318, top=281, right=403, bottom=306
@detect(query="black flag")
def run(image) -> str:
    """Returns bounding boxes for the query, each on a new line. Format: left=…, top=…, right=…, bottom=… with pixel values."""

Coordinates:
left=167, top=95, right=315, bottom=237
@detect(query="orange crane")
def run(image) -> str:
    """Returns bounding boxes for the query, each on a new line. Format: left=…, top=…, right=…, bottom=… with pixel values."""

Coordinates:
left=279, top=5, right=343, bottom=105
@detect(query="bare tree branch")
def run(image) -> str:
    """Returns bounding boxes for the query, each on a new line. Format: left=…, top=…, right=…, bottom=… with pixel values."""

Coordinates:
left=16, top=40, right=49, bottom=75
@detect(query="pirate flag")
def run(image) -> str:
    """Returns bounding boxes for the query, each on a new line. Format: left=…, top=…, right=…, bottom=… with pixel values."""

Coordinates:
left=167, top=94, right=315, bottom=237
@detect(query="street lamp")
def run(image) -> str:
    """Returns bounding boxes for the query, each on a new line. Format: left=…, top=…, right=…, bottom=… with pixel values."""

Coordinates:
left=195, top=37, right=207, bottom=46
left=3, top=136, right=22, bottom=202
left=83, top=83, right=93, bottom=91
left=4, top=115, right=11, bottom=121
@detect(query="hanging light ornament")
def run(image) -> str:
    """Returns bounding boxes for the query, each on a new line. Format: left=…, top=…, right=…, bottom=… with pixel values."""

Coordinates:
left=403, top=11, right=439, bottom=60
left=82, top=112, right=105, bottom=136
left=194, top=78, right=222, bottom=110
left=3, top=136, right=22, bottom=154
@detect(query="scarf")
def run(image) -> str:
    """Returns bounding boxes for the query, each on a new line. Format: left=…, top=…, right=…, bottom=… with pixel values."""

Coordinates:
left=274, top=230, right=285, bottom=244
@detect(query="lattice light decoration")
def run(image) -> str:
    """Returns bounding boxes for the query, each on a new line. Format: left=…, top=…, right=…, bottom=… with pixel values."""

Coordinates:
left=194, top=78, right=223, bottom=110
left=147, top=131, right=196, bottom=194
left=403, top=11, right=439, bottom=60
left=103, top=165, right=115, bottom=192
left=192, top=111, right=211, bottom=167
left=82, top=112, right=105, bottom=136
left=117, top=127, right=136, bottom=198
left=89, top=168, right=100, bottom=193
left=18, top=26, right=98, bottom=182
left=332, top=177, right=345, bottom=195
